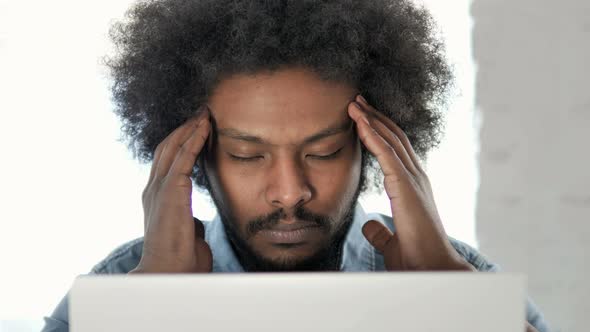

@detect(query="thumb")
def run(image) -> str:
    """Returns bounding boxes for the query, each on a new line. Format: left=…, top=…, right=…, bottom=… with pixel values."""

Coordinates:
left=193, top=217, right=205, bottom=238
left=193, top=217, right=213, bottom=272
left=194, top=239, right=213, bottom=273
left=362, top=220, right=394, bottom=255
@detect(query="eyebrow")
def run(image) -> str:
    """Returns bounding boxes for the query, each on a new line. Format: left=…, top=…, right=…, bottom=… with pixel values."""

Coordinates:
left=217, top=119, right=353, bottom=146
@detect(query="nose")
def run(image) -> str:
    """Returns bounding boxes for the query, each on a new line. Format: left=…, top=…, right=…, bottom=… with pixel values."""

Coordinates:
left=265, top=156, right=312, bottom=210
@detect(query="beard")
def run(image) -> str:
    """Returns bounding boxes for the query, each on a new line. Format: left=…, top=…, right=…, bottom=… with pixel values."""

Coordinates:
left=206, top=181, right=362, bottom=272
left=220, top=201, right=357, bottom=272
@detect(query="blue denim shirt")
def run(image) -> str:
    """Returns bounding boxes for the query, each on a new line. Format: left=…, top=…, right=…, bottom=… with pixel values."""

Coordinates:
left=41, top=204, right=550, bottom=332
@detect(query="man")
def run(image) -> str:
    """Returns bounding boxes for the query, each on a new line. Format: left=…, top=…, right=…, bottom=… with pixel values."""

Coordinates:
left=42, top=0, right=550, bottom=331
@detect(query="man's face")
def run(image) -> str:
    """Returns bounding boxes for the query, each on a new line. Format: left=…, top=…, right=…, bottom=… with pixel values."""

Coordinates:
left=204, top=67, right=362, bottom=271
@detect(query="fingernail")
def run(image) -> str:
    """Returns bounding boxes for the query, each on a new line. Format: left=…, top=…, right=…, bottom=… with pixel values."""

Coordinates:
left=195, top=118, right=203, bottom=128
left=194, top=105, right=208, bottom=124
left=350, top=102, right=369, bottom=125
left=352, top=101, right=364, bottom=112
left=357, top=94, right=368, bottom=104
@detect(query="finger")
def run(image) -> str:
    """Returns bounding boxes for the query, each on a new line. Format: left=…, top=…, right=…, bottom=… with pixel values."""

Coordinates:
left=386, top=120, right=425, bottom=174
left=149, top=118, right=197, bottom=182
left=154, top=108, right=209, bottom=181
left=353, top=100, right=419, bottom=176
left=148, top=137, right=167, bottom=183
left=362, top=220, right=394, bottom=255
left=144, top=118, right=200, bottom=218
left=194, top=238, right=213, bottom=273
left=168, top=117, right=210, bottom=177
left=193, top=217, right=205, bottom=238
left=526, top=322, right=539, bottom=332
left=149, top=118, right=199, bottom=182
left=193, top=217, right=212, bottom=272
left=348, top=102, right=409, bottom=185
left=356, top=95, right=425, bottom=174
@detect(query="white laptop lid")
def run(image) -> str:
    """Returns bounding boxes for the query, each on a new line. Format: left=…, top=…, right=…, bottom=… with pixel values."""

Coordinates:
left=70, top=273, right=525, bottom=332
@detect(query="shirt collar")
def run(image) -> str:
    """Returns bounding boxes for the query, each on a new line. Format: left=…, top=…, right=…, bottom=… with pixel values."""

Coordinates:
left=205, top=203, right=375, bottom=272
left=339, top=203, right=375, bottom=271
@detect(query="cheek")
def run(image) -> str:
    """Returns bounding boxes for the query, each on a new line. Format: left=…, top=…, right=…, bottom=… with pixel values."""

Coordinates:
left=308, top=141, right=362, bottom=211
left=213, top=153, right=264, bottom=225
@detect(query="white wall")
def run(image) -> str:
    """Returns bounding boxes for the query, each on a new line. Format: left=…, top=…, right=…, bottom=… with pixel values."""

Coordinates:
left=473, top=1, right=590, bottom=331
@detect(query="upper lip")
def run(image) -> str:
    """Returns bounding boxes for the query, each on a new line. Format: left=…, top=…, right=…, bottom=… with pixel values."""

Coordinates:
left=266, top=220, right=319, bottom=232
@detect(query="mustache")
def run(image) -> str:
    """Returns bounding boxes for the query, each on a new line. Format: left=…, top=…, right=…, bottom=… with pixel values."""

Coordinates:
left=245, top=206, right=332, bottom=238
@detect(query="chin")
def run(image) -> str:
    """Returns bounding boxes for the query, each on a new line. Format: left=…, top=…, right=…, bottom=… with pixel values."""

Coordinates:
left=263, top=255, right=311, bottom=270
left=252, top=238, right=323, bottom=259
left=246, top=241, right=339, bottom=272
left=254, top=242, right=315, bottom=259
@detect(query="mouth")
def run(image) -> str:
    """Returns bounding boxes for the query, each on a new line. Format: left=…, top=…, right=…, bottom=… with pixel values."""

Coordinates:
left=258, top=221, right=323, bottom=244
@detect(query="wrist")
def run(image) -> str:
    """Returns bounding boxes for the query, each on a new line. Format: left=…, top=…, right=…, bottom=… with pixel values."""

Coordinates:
left=450, top=258, right=476, bottom=271
left=128, top=266, right=146, bottom=274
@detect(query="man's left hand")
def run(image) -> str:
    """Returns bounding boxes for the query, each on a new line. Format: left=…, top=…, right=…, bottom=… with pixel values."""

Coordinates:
left=348, top=94, right=473, bottom=271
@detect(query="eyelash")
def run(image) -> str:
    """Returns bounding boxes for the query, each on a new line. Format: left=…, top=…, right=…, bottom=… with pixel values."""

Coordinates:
left=228, top=148, right=343, bottom=162
left=228, top=155, right=263, bottom=162
left=309, top=147, right=343, bottom=160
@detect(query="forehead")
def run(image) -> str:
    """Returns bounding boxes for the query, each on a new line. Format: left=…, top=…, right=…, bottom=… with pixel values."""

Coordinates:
left=207, top=68, right=356, bottom=145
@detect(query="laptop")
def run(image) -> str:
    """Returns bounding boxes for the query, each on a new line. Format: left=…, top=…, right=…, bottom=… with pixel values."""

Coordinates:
left=70, top=273, right=525, bottom=332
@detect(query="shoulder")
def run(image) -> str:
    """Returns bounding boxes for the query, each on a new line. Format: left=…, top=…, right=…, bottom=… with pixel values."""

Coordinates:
left=41, top=238, right=145, bottom=331
left=446, top=237, right=500, bottom=272
left=370, top=212, right=551, bottom=331
left=89, top=237, right=144, bottom=274
left=371, top=212, right=499, bottom=272
left=89, top=219, right=216, bottom=274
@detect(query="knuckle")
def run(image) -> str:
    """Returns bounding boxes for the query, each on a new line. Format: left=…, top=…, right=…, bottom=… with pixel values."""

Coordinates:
left=162, top=174, right=193, bottom=189
left=142, top=183, right=155, bottom=204
left=141, top=188, right=149, bottom=204
left=383, top=175, right=401, bottom=186
left=359, top=130, right=371, bottom=141
left=154, top=140, right=166, bottom=156
left=391, top=133, right=403, bottom=145
left=373, top=228, right=392, bottom=247
left=179, top=144, right=198, bottom=159
left=419, top=174, right=432, bottom=189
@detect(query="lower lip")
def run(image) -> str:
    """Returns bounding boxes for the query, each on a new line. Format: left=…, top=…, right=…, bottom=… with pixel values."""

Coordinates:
left=259, top=226, right=322, bottom=244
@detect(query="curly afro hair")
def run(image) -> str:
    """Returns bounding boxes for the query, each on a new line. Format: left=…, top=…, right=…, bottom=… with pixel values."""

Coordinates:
left=105, top=0, right=453, bottom=193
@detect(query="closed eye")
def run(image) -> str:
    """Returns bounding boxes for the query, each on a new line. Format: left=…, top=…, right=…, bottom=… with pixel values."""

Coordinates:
left=308, top=147, right=343, bottom=160
left=228, top=147, right=344, bottom=162
left=228, top=154, right=263, bottom=162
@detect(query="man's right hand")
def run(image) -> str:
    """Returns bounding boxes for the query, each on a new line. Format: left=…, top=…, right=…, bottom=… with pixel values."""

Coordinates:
left=130, top=107, right=213, bottom=274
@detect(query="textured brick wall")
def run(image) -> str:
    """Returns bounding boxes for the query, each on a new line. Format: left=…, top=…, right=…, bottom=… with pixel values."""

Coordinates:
left=473, top=1, right=590, bottom=331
